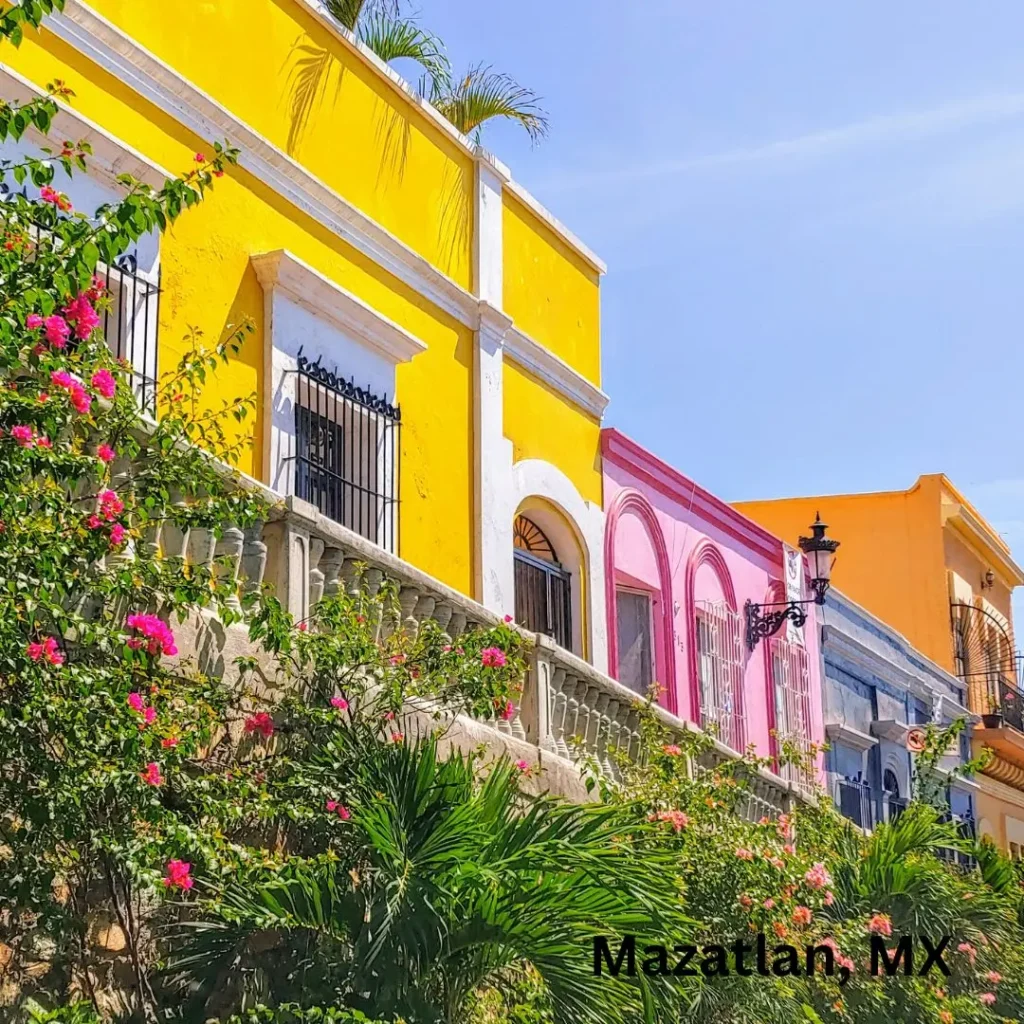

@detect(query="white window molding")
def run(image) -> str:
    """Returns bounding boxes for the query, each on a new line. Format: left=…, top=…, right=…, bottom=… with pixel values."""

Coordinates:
left=252, top=250, right=424, bottom=506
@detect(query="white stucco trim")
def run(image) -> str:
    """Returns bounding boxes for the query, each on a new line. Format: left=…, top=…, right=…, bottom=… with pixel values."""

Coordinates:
left=871, top=719, right=909, bottom=744
left=825, top=722, right=877, bottom=753
left=0, top=64, right=169, bottom=189
left=252, top=250, right=427, bottom=365
left=509, top=459, right=608, bottom=674
left=504, top=326, right=609, bottom=419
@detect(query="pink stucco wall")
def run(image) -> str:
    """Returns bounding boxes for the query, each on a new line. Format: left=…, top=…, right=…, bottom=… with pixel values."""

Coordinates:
left=601, top=429, right=826, bottom=773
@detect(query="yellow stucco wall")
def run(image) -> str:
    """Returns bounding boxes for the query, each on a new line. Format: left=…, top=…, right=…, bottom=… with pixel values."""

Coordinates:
left=734, top=477, right=954, bottom=670
left=86, top=0, right=475, bottom=289
left=10, top=24, right=474, bottom=596
left=502, top=360, right=602, bottom=507
left=502, top=193, right=601, bottom=385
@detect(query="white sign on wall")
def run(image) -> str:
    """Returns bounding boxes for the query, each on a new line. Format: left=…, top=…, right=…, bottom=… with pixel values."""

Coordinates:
left=784, top=544, right=803, bottom=644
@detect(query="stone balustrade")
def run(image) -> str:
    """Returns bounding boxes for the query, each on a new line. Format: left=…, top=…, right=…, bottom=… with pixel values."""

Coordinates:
left=134, top=486, right=806, bottom=820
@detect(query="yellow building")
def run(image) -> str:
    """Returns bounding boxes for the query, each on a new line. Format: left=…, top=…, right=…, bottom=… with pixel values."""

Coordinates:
left=3, top=0, right=610, bottom=667
left=735, top=474, right=1024, bottom=852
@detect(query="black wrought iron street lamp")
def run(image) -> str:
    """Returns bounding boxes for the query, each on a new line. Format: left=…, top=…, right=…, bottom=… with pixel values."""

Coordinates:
left=744, top=513, right=840, bottom=651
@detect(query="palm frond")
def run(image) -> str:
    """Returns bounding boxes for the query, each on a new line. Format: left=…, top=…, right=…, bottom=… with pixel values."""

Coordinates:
left=430, top=64, right=549, bottom=144
left=357, top=14, right=450, bottom=90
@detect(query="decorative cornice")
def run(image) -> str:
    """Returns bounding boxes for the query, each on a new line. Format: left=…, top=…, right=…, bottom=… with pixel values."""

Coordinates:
left=0, top=64, right=168, bottom=189
left=870, top=719, right=909, bottom=744
left=251, top=250, right=426, bottom=365
left=825, top=722, right=877, bottom=753
left=477, top=300, right=513, bottom=352
left=48, top=1, right=477, bottom=328
left=983, top=754, right=1024, bottom=790
left=601, top=428, right=783, bottom=566
left=504, top=325, right=609, bottom=419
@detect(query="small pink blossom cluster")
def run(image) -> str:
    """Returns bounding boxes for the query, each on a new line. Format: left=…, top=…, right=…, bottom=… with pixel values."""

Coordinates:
left=163, top=859, right=193, bottom=891
left=90, top=368, right=116, bottom=399
left=734, top=847, right=755, bottom=861
left=978, top=992, right=996, bottom=1006
left=140, top=761, right=163, bottom=786
left=514, top=759, right=531, bottom=775
left=957, top=941, right=977, bottom=964
left=325, top=800, right=351, bottom=820
left=480, top=646, right=507, bottom=668
left=791, top=905, right=812, bottom=927
left=776, top=813, right=793, bottom=840
left=648, top=809, right=689, bottom=832
left=64, top=293, right=101, bottom=341
left=500, top=700, right=516, bottom=721
left=98, top=489, right=124, bottom=521
left=804, top=862, right=832, bottom=890
left=9, top=424, right=48, bottom=449
left=662, top=743, right=682, bottom=756
left=818, top=937, right=855, bottom=973
left=25, top=312, right=70, bottom=349
left=27, top=636, right=64, bottom=666
left=50, top=369, right=91, bottom=414
left=867, top=913, right=893, bottom=937
left=125, top=613, right=177, bottom=656
left=128, top=692, right=157, bottom=728
left=96, top=443, right=116, bottom=464
left=330, top=696, right=349, bottom=711
left=39, top=185, right=72, bottom=212
left=244, top=711, right=274, bottom=738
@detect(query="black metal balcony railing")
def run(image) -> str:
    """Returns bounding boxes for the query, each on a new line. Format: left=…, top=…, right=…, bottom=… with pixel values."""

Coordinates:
left=834, top=780, right=910, bottom=831
left=99, top=254, right=160, bottom=413
left=292, top=353, right=401, bottom=555
left=936, top=813, right=977, bottom=871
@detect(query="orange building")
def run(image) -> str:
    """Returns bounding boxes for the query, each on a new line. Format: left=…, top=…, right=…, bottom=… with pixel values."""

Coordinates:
left=735, top=474, right=1024, bottom=854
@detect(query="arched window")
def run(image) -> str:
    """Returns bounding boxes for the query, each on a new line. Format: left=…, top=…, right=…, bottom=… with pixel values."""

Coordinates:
left=882, top=767, right=906, bottom=822
left=513, top=514, right=572, bottom=650
left=768, top=636, right=812, bottom=790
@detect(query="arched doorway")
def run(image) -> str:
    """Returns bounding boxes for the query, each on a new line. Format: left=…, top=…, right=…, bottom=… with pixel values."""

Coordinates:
left=513, top=513, right=572, bottom=650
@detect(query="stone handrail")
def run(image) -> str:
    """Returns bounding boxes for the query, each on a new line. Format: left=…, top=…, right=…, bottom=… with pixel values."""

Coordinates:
left=140, top=485, right=806, bottom=820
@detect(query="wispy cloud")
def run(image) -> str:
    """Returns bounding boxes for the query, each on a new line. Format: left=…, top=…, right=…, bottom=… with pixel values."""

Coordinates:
left=539, top=92, right=1024, bottom=195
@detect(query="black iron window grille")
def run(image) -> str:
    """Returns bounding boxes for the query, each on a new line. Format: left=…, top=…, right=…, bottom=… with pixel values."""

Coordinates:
left=834, top=777, right=875, bottom=830
left=99, top=253, right=160, bottom=413
left=513, top=515, right=572, bottom=651
left=291, top=352, right=401, bottom=554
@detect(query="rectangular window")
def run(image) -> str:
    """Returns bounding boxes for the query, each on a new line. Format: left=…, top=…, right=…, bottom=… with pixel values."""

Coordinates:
left=616, top=589, right=653, bottom=695
left=293, top=359, right=400, bottom=553
left=695, top=600, right=745, bottom=751
left=770, top=637, right=813, bottom=791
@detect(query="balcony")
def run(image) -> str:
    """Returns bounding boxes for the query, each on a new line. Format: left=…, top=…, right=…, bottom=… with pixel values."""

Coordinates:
left=832, top=778, right=908, bottom=831
left=161, top=483, right=808, bottom=821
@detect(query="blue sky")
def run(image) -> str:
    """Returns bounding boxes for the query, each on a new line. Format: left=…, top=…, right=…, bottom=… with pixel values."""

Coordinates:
left=420, top=0, right=1024, bottom=618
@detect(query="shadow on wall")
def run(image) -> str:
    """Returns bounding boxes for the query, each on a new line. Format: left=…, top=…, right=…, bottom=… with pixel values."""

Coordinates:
left=284, top=37, right=346, bottom=156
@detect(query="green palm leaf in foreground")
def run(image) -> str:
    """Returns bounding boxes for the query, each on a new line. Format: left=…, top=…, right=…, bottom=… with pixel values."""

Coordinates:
left=165, top=735, right=690, bottom=1023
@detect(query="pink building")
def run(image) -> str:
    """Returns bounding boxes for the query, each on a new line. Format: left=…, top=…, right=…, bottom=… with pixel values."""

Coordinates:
left=602, top=429, right=826, bottom=783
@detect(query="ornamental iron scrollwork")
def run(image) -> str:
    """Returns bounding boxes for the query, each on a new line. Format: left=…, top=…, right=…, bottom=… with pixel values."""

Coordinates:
left=745, top=599, right=808, bottom=651
left=295, top=348, right=401, bottom=421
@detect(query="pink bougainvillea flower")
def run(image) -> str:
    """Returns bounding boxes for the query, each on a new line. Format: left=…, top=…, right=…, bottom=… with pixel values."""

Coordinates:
left=504, top=614, right=513, bottom=622
left=650, top=809, right=689, bottom=832
left=27, top=636, right=64, bottom=666
left=128, top=692, right=145, bottom=712
left=782, top=843, right=796, bottom=856
left=514, top=759, right=530, bottom=773
left=11, top=424, right=34, bottom=447
left=824, top=890, right=835, bottom=906
left=442, top=644, right=452, bottom=652
left=389, top=653, right=406, bottom=665
left=768, top=857, right=785, bottom=870
left=330, top=696, right=349, bottom=711
left=142, top=706, right=157, bottom=726
left=867, top=913, right=893, bottom=937
left=99, top=490, right=124, bottom=521
left=763, top=898, right=775, bottom=910
left=325, top=799, right=338, bottom=812
left=163, top=859, right=193, bottom=891
left=978, top=993, right=996, bottom=1006
left=776, top=813, right=793, bottom=840
left=804, top=862, right=832, bottom=890
left=480, top=646, right=507, bottom=668
left=109, top=523, right=126, bottom=548
left=772, top=921, right=787, bottom=940
left=390, top=731, right=404, bottom=743
left=501, top=700, right=516, bottom=721
left=36, top=436, right=52, bottom=449
left=86, top=515, right=102, bottom=530
left=985, top=970, right=1002, bottom=983
left=50, top=369, right=74, bottom=389
left=40, top=185, right=72, bottom=211
left=297, top=621, right=308, bottom=632
left=792, top=905, right=812, bottom=927
left=244, top=711, right=274, bottom=738
left=97, top=443, right=116, bottom=463
left=662, top=743, right=682, bottom=756
left=383, top=710, right=395, bottom=721
left=938, top=1012, right=953, bottom=1024
left=43, top=314, right=70, bottom=349
left=70, top=384, right=92, bottom=414
left=738, top=894, right=753, bottom=908
left=194, top=152, right=207, bottom=163
left=64, top=294, right=101, bottom=341
left=90, top=368, right=116, bottom=399
left=140, top=762, right=163, bottom=786
left=336, top=804, right=351, bottom=820
left=161, top=736, right=179, bottom=749
left=25, top=313, right=43, bottom=329
left=125, top=612, right=176, bottom=656
left=735, top=848, right=754, bottom=861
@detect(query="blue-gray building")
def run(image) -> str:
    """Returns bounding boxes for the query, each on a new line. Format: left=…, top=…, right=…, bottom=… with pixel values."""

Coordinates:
left=819, top=590, right=977, bottom=837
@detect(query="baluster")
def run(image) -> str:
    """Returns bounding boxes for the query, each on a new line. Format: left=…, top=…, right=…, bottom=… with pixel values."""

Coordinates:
left=340, top=557, right=363, bottom=598
left=564, top=678, right=583, bottom=757
left=139, top=518, right=162, bottom=562
left=161, top=490, right=190, bottom=561
left=413, top=596, right=436, bottom=634
left=308, top=538, right=326, bottom=611
left=574, top=685, right=596, bottom=763
left=364, top=567, right=383, bottom=596
left=448, top=611, right=467, bottom=638
left=623, top=709, right=641, bottom=762
left=241, top=523, right=268, bottom=595
left=187, top=525, right=216, bottom=570
left=588, top=692, right=610, bottom=773
left=550, top=668, right=570, bottom=758
left=603, top=699, right=620, bottom=777
left=319, top=546, right=345, bottom=598
left=432, top=602, right=453, bottom=632
left=509, top=700, right=527, bottom=741
left=399, top=586, right=421, bottom=634
left=215, top=525, right=245, bottom=613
